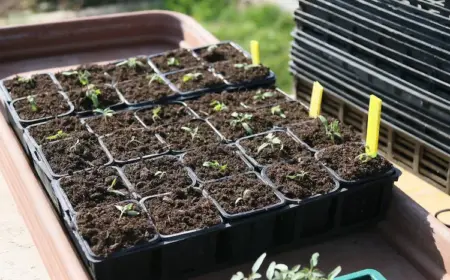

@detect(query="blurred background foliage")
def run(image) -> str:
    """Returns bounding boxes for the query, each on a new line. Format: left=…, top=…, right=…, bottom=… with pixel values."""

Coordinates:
left=2, top=0, right=294, bottom=92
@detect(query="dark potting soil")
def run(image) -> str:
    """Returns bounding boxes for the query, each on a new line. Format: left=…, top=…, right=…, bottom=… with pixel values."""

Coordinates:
left=77, top=201, right=157, bottom=257
left=157, top=119, right=222, bottom=151
left=253, top=102, right=309, bottom=127
left=166, top=67, right=225, bottom=92
left=42, top=132, right=110, bottom=175
left=266, top=157, right=336, bottom=200
left=65, top=83, right=121, bottom=112
left=144, top=188, right=222, bottom=236
left=213, top=61, right=270, bottom=84
left=135, top=104, right=194, bottom=128
left=3, top=74, right=58, bottom=100
left=195, top=43, right=250, bottom=64
left=288, top=118, right=361, bottom=150
left=28, top=116, right=86, bottom=145
left=185, top=87, right=287, bottom=118
left=208, top=109, right=274, bottom=141
left=112, top=57, right=153, bottom=82
left=84, top=111, right=143, bottom=136
left=150, top=49, right=199, bottom=73
left=182, top=144, right=251, bottom=181
left=55, top=65, right=112, bottom=92
left=101, top=128, right=167, bottom=162
left=238, top=131, right=313, bottom=166
left=60, top=167, right=131, bottom=211
left=123, top=157, right=193, bottom=197
left=205, top=173, right=281, bottom=215
left=316, top=142, right=393, bottom=181
left=13, top=91, right=70, bottom=121
left=117, top=75, right=175, bottom=103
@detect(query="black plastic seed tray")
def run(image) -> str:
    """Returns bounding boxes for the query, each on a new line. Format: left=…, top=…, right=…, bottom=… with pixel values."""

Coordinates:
left=292, top=31, right=450, bottom=125
left=295, top=11, right=450, bottom=91
left=296, top=0, right=450, bottom=71
left=378, top=0, right=450, bottom=21
left=288, top=58, right=450, bottom=154
left=293, top=16, right=450, bottom=109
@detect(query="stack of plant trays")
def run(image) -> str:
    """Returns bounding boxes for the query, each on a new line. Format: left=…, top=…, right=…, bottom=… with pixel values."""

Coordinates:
left=291, top=0, right=450, bottom=194
left=0, top=40, right=400, bottom=280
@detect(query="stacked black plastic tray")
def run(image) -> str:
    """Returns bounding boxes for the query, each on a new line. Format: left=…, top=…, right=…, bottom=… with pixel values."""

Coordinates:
left=290, top=0, right=450, bottom=158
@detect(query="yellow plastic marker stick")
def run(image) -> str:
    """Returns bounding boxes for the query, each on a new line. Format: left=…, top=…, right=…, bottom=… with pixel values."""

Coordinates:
left=250, top=40, right=260, bottom=65
left=366, top=95, right=382, bottom=157
left=309, top=81, right=324, bottom=118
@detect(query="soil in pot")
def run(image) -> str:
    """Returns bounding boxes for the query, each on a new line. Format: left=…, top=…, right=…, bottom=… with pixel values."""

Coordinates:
left=288, top=117, right=361, bottom=150
left=253, top=102, right=309, bottom=127
left=150, top=49, right=199, bottom=73
left=214, top=61, right=270, bottom=84
left=123, top=157, right=193, bottom=197
left=111, top=57, right=153, bottom=82
left=157, top=119, right=222, bottom=151
left=84, top=111, right=142, bottom=136
left=42, top=132, right=110, bottom=175
left=183, top=144, right=251, bottom=182
left=205, top=173, right=281, bottom=215
left=55, top=65, right=112, bottom=92
left=195, top=43, right=250, bottom=64
left=166, top=66, right=225, bottom=92
left=316, top=142, right=393, bottom=181
left=28, top=116, right=86, bottom=145
left=3, top=74, right=59, bottom=100
left=66, top=83, right=121, bottom=112
left=238, top=131, right=313, bottom=166
left=60, top=167, right=131, bottom=211
left=208, top=109, right=274, bottom=141
left=185, top=87, right=287, bottom=118
left=13, top=91, right=70, bottom=121
left=266, top=157, right=336, bottom=200
left=77, top=201, right=157, bottom=257
left=135, top=104, right=193, bottom=128
left=101, top=128, right=166, bottom=162
left=144, top=187, right=221, bottom=236
left=117, top=74, right=175, bottom=104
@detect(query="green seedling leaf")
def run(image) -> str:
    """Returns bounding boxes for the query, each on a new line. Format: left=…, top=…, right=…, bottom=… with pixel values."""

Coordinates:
left=203, top=161, right=227, bottom=172
left=234, top=63, right=261, bottom=70
left=116, top=57, right=146, bottom=68
left=167, top=57, right=180, bottom=66
left=257, top=133, right=283, bottom=154
left=93, top=108, right=114, bottom=120
left=318, top=115, right=342, bottom=143
left=240, top=102, right=250, bottom=109
left=230, top=112, right=253, bottom=135
left=115, top=203, right=139, bottom=219
left=154, top=171, right=167, bottom=179
left=27, top=95, right=38, bottom=112
left=78, top=70, right=91, bottom=86
left=107, top=177, right=126, bottom=197
left=181, top=126, right=199, bottom=140
left=253, top=90, right=274, bottom=101
left=86, top=84, right=101, bottom=108
left=183, top=72, right=203, bottom=83
left=46, top=130, right=68, bottom=140
left=210, top=100, right=228, bottom=112
left=266, top=261, right=276, bottom=279
left=18, top=75, right=35, bottom=86
left=152, top=106, right=162, bottom=122
left=271, top=105, right=286, bottom=118
left=327, top=266, right=342, bottom=280
left=286, top=171, right=309, bottom=180
left=147, top=74, right=165, bottom=85
left=62, top=71, right=78, bottom=76
left=310, top=252, right=319, bottom=268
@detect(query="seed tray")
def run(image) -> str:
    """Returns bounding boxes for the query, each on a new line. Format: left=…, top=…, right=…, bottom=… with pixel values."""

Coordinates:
left=377, top=0, right=450, bottom=23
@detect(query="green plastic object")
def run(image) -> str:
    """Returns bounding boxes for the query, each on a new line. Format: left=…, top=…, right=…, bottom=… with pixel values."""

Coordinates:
left=335, top=269, right=387, bottom=280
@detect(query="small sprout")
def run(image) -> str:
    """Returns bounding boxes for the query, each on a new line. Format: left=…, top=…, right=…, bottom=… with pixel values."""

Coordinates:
left=107, top=177, right=126, bottom=197
left=210, top=100, right=228, bottom=112
left=271, top=105, right=286, bottom=118
left=240, top=102, right=250, bottom=109
left=235, top=189, right=252, bottom=206
left=115, top=203, right=140, bottom=219
left=203, top=161, right=227, bottom=172
left=152, top=106, right=162, bottom=122
left=234, top=63, right=261, bottom=70
left=253, top=90, right=275, bottom=101
left=46, top=130, right=68, bottom=141
left=27, top=95, right=38, bottom=112
left=86, top=84, right=101, bottom=108
left=207, top=44, right=218, bottom=52
left=182, top=72, right=203, bottom=82
left=18, top=75, right=35, bottom=86
left=69, top=139, right=80, bottom=152
left=230, top=112, right=253, bottom=135
left=181, top=126, right=199, bottom=140
left=63, top=70, right=91, bottom=86
left=147, top=74, right=165, bottom=85
left=162, top=196, right=174, bottom=205
left=116, top=57, right=146, bottom=68
left=93, top=108, right=114, bottom=120
left=356, top=146, right=377, bottom=163
left=154, top=171, right=167, bottom=179
left=286, top=171, right=309, bottom=180
left=257, top=133, right=283, bottom=154
left=318, top=115, right=342, bottom=144
left=126, top=136, right=143, bottom=146
left=167, top=57, right=180, bottom=66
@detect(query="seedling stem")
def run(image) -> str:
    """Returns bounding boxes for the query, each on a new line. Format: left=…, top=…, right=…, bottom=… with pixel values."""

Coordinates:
left=27, top=95, right=38, bottom=112
left=115, top=203, right=139, bottom=219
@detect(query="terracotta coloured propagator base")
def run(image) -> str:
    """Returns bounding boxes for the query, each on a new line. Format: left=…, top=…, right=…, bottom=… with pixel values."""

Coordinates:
left=0, top=10, right=448, bottom=280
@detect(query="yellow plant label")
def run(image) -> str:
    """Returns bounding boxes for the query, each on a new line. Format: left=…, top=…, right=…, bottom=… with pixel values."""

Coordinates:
left=250, top=40, right=261, bottom=65
left=309, top=81, right=324, bottom=118
left=366, top=95, right=382, bottom=157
